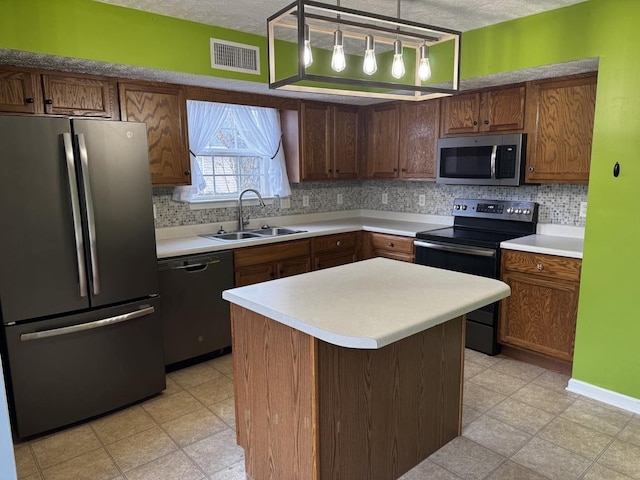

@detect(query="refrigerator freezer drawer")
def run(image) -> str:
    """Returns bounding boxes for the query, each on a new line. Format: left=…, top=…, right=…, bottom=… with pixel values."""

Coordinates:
left=4, top=298, right=165, bottom=439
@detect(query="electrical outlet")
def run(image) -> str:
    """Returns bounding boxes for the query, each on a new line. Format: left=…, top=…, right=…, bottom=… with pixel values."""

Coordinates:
left=381, top=193, right=388, bottom=205
left=280, top=197, right=290, bottom=209
left=579, top=201, right=588, bottom=218
left=337, top=193, right=343, bottom=205
left=418, top=194, right=426, bottom=207
left=303, top=195, right=310, bottom=207
left=152, top=204, right=157, bottom=219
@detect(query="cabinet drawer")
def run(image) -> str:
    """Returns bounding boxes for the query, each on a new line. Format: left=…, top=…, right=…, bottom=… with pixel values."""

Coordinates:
left=502, top=250, right=581, bottom=281
left=234, top=239, right=311, bottom=268
left=370, top=233, right=414, bottom=255
left=312, top=232, right=358, bottom=253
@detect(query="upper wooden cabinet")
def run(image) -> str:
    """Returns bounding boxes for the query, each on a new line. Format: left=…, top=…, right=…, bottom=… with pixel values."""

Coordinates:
left=283, top=101, right=359, bottom=182
left=365, top=99, right=440, bottom=180
left=440, top=85, right=525, bottom=135
left=398, top=99, right=440, bottom=179
left=0, top=67, right=118, bottom=118
left=119, top=82, right=191, bottom=187
left=366, top=103, right=400, bottom=178
left=524, top=73, right=597, bottom=184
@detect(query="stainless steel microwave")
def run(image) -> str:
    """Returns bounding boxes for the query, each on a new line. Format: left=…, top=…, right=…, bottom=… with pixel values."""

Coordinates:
left=436, top=134, right=526, bottom=186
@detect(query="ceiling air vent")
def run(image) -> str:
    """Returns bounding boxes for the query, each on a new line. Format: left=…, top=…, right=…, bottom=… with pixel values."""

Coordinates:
left=210, top=38, right=260, bottom=75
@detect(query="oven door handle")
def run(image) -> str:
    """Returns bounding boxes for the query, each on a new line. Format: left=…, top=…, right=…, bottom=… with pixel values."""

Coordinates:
left=413, top=240, right=497, bottom=258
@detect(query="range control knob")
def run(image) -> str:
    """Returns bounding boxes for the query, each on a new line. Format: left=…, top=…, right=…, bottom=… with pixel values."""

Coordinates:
left=515, top=209, right=522, bottom=214
left=461, top=205, right=467, bottom=210
left=454, top=205, right=460, bottom=210
left=524, top=209, right=531, bottom=215
left=507, top=208, right=514, bottom=214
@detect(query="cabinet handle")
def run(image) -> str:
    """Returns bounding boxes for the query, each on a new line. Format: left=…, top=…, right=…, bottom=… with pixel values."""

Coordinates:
left=536, top=263, right=544, bottom=271
left=24, top=97, right=34, bottom=104
left=393, top=168, right=398, bottom=172
left=483, top=120, right=489, bottom=125
left=473, top=121, right=478, bottom=126
left=270, top=272, right=275, bottom=278
left=335, top=169, right=340, bottom=173
left=336, top=240, right=341, bottom=246
left=328, top=169, right=333, bottom=173
left=528, top=166, right=535, bottom=173
left=184, top=170, right=191, bottom=175
left=45, top=99, right=53, bottom=105
left=387, top=242, right=394, bottom=247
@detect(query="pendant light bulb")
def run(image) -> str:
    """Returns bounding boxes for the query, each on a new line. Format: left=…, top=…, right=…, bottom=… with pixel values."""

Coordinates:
left=391, top=39, right=405, bottom=79
left=362, top=34, right=377, bottom=75
left=331, top=29, right=346, bottom=72
left=303, top=24, right=313, bottom=67
left=418, top=43, right=431, bottom=81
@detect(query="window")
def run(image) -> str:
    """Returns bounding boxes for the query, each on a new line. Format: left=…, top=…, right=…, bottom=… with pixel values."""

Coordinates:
left=173, top=100, right=291, bottom=204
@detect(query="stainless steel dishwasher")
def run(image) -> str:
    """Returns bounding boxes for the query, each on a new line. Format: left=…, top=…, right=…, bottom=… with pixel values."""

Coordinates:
left=158, top=251, right=234, bottom=366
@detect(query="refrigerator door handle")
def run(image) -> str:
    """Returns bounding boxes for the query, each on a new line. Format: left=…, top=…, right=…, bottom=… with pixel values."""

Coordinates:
left=63, top=133, right=88, bottom=298
left=77, top=133, right=101, bottom=295
left=19, top=306, right=155, bottom=341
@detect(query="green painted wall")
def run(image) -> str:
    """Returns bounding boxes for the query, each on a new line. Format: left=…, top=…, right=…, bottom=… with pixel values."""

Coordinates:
left=2, top=0, right=639, bottom=399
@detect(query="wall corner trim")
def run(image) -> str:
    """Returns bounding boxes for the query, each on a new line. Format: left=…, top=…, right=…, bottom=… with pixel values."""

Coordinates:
left=567, top=379, right=640, bottom=415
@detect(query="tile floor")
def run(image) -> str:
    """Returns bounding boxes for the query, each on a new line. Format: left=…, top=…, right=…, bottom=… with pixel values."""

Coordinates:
left=12, top=350, right=640, bottom=480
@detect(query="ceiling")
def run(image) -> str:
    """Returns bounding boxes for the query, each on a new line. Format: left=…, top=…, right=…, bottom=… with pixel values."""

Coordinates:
left=1, top=0, right=595, bottom=105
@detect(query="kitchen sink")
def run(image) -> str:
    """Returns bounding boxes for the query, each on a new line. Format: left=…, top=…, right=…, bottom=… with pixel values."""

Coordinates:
left=248, top=227, right=306, bottom=236
left=200, top=227, right=306, bottom=242
left=201, top=232, right=262, bottom=241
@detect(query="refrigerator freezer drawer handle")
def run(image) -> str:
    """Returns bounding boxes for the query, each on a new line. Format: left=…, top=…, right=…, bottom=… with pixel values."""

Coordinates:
left=19, top=306, right=156, bottom=341
left=63, top=133, right=88, bottom=298
left=77, top=133, right=100, bottom=295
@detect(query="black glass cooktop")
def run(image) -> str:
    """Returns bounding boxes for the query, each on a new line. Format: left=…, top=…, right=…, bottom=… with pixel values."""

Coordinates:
left=416, top=227, right=527, bottom=249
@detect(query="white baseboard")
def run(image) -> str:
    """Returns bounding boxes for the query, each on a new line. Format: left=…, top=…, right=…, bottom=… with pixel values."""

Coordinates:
left=567, top=379, right=640, bottom=414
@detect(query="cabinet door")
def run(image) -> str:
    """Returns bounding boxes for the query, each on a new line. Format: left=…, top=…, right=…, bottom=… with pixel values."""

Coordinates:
left=499, top=271, right=579, bottom=362
left=440, top=92, right=480, bottom=135
left=41, top=74, right=117, bottom=118
left=119, top=82, right=191, bottom=186
left=367, top=104, right=399, bottom=178
left=333, top=105, right=359, bottom=179
left=313, top=250, right=357, bottom=270
left=0, top=68, right=42, bottom=114
left=525, top=74, right=597, bottom=184
left=277, top=256, right=311, bottom=278
left=399, top=100, right=440, bottom=179
left=235, top=264, right=275, bottom=287
left=480, top=86, right=525, bottom=132
left=300, top=102, right=332, bottom=181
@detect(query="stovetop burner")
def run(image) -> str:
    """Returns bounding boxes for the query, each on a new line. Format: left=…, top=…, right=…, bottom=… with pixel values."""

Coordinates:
left=416, top=199, right=539, bottom=249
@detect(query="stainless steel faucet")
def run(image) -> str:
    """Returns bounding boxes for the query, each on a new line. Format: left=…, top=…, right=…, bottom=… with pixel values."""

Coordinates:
left=238, top=188, right=266, bottom=231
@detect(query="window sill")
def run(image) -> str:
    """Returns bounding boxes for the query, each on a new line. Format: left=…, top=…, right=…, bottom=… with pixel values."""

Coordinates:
left=188, top=197, right=278, bottom=210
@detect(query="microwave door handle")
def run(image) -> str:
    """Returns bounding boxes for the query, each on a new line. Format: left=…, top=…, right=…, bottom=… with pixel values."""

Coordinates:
left=490, top=145, right=498, bottom=179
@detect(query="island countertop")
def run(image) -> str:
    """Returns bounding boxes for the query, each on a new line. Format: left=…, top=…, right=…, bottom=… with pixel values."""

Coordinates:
left=222, top=257, right=510, bottom=349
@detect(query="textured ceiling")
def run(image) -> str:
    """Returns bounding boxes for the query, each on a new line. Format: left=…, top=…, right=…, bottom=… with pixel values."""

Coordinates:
left=1, top=0, right=595, bottom=105
left=94, top=0, right=587, bottom=35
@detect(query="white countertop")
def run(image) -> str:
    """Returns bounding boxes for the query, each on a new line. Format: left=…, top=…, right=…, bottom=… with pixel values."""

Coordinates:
left=156, top=211, right=451, bottom=259
left=501, top=234, right=584, bottom=259
left=222, top=258, right=510, bottom=349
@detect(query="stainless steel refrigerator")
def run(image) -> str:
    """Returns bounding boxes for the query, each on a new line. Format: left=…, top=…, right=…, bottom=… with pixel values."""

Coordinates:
left=0, top=115, right=165, bottom=439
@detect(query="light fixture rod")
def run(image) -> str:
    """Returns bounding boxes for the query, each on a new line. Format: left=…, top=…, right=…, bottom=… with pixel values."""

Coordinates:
left=298, top=0, right=462, bottom=36
left=299, top=13, right=441, bottom=43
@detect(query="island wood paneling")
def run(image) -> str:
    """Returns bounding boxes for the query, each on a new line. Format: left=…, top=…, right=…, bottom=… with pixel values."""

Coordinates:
left=231, top=303, right=464, bottom=480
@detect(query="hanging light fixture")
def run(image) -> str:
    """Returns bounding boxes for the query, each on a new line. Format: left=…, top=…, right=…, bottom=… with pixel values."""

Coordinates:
left=330, top=0, right=346, bottom=72
left=391, top=0, right=405, bottom=79
left=303, top=24, right=313, bottom=67
left=418, top=42, right=432, bottom=81
left=362, top=34, right=377, bottom=75
left=267, top=0, right=461, bottom=101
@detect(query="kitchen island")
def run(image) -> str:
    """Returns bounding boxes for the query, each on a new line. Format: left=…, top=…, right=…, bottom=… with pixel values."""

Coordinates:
left=222, top=258, right=510, bottom=480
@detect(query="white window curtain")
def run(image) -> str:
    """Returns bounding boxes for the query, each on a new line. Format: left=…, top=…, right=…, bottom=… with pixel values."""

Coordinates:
left=173, top=100, right=229, bottom=202
left=231, top=105, right=292, bottom=197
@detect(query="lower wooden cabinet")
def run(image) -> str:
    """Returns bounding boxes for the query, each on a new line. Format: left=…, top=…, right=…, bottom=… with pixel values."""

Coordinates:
left=233, top=239, right=311, bottom=287
left=499, top=250, right=581, bottom=366
left=363, top=232, right=415, bottom=263
left=312, top=232, right=359, bottom=270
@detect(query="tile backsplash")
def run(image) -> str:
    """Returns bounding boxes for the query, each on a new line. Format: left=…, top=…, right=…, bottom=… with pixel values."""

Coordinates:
left=152, top=181, right=588, bottom=228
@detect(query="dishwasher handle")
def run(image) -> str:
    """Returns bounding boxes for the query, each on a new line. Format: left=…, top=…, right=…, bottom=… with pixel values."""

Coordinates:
left=158, top=252, right=231, bottom=272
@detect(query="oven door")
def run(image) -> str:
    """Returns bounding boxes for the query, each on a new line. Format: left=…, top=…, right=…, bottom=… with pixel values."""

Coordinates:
left=414, top=240, right=501, bottom=354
